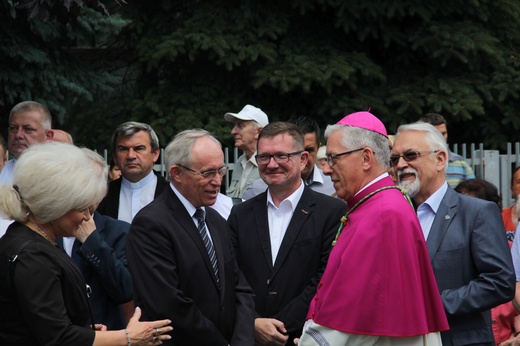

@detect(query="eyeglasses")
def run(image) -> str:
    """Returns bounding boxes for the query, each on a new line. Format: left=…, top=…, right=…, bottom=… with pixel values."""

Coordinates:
left=179, top=165, right=229, bottom=180
left=255, top=151, right=303, bottom=165
left=325, top=148, right=364, bottom=167
left=389, top=150, right=439, bottom=167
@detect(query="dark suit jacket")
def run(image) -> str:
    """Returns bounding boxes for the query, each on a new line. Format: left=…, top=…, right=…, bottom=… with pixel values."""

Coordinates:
left=228, top=186, right=346, bottom=343
left=427, top=187, right=515, bottom=346
left=57, top=211, right=132, bottom=329
left=97, top=170, right=168, bottom=219
left=126, top=187, right=255, bottom=346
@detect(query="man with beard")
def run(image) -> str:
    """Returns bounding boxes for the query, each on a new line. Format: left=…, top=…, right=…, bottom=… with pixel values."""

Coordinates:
left=0, top=101, right=54, bottom=185
left=392, top=121, right=515, bottom=346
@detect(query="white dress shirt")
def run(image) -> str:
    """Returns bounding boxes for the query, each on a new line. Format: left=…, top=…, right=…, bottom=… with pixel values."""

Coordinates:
left=266, top=180, right=305, bottom=265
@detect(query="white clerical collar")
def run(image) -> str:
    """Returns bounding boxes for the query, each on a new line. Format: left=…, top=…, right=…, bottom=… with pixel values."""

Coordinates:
left=355, top=172, right=389, bottom=196
left=122, top=170, right=156, bottom=189
left=266, top=179, right=305, bottom=212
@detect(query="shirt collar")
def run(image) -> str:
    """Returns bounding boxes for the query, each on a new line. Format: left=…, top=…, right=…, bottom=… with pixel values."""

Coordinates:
left=122, top=170, right=156, bottom=189
left=266, top=179, right=305, bottom=212
left=169, top=182, right=204, bottom=217
left=245, top=151, right=258, bottom=167
left=420, top=182, right=448, bottom=214
left=305, top=165, right=324, bottom=186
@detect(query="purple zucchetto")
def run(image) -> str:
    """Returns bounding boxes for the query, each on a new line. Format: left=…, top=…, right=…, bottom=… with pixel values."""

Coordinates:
left=336, top=111, right=388, bottom=138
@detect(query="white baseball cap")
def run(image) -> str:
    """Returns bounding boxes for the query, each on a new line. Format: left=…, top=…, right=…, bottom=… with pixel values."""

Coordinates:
left=224, top=104, right=269, bottom=127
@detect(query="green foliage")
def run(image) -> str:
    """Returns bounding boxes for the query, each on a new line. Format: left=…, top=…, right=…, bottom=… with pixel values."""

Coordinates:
left=0, top=1, right=128, bottom=144
left=4, top=0, right=520, bottom=151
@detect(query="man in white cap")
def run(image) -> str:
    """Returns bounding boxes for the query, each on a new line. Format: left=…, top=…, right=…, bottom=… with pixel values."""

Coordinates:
left=298, top=111, right=448, bottom=345
left=224, top=104, right=269, bottom=199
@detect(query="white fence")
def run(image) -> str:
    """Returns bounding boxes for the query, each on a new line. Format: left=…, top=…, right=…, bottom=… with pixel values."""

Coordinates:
left=452, top=143, right=518, bottom=208
left=101, top=143, right=517, bottom=208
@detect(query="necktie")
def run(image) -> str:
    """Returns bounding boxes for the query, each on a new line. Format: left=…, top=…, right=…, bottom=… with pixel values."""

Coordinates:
left=194, top=208, right=219, bottom=284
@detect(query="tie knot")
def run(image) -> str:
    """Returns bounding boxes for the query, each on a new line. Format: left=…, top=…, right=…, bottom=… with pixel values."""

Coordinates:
left=194, top=208, right=205, bottom=221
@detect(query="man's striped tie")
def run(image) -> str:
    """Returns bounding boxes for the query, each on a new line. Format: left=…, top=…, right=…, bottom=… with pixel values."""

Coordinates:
left=194, top=208, right=219, bottom=285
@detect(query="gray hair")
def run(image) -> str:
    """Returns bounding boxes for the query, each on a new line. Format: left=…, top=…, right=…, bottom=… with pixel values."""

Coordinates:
left=0, top=142, right=107, bottom=223
left=111, top=121, right=160, bottom=154
left=325, top=124, right=390, bottom=170
left=395, top=121, right=448, bottom=154
left=164, top=129, right=221, bottom=181
left=9, top=101, right=52, bottom=130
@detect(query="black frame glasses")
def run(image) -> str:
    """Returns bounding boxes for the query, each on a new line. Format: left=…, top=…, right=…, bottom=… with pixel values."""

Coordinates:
left=389, top=150, right=439, bottom=167
left=255, top=151, right=303, bottom=165
left=325, top=148, right=364, bottom=167
left=179, top=165, right=229, bottom=179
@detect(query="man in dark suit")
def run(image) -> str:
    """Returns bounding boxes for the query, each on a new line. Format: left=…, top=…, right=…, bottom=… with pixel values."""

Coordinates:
left=126, top=129, right=255, bottom=345
left=97, top=121, right=165, bottom=222
left=392, top=121, right=515, bottom=346
left=228, top=122, right=345, bottom=345
left=57, top=210, right=132, bottom=329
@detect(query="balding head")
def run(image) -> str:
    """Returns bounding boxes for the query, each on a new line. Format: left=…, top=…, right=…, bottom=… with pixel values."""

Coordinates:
left=52, top=129, right=73, bottom=144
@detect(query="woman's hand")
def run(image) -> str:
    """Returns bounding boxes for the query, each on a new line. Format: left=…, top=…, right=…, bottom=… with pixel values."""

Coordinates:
left=126, top=307, right=173, bottom=345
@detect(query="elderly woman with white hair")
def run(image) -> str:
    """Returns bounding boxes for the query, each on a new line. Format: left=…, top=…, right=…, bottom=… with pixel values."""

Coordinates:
left=0, top=142, right=172, bottom=346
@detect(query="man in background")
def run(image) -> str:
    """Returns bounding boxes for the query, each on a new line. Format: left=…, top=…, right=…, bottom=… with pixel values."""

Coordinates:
left=97, top=121, right=166, bottom=222
left=0, top=134, right=7, bottom=173
left=224, top=104, right=269, bottom=199
left=0, top=101, right=54, bottom=185
left=420, top=113, right=475, bottom=187
left=52, top=129, right=73, bottom=144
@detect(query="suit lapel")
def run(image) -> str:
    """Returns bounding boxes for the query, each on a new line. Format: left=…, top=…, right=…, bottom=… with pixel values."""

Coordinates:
left=106, top=178, right=122, bottom=218
left=427, top=187, right=457, bottom=262
left=153, top=171, right=168, bottom=198
left=253, top=193, right=275, bottom=270
left=165, top=189, right=221, bottom=290
left=272, top=187, right=313, bottom=273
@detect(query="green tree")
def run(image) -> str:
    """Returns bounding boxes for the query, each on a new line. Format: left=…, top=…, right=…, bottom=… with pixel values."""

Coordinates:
left=4, top=1, right=520, bottom=150
left=100, top=0, right=520, bottom=150
left=0, top=0, right=127, bottom=147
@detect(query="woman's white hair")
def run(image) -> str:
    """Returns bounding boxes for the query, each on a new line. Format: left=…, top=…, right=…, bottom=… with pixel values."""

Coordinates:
left=325, top=124, right=391, bottom=170
left=0, top=142, right=107, bottom=223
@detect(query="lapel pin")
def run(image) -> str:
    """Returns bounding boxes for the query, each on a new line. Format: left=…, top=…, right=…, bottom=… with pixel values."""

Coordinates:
left=301, top=209, right=309, bottom=215
left=445, top=215, right=450, bottom=220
